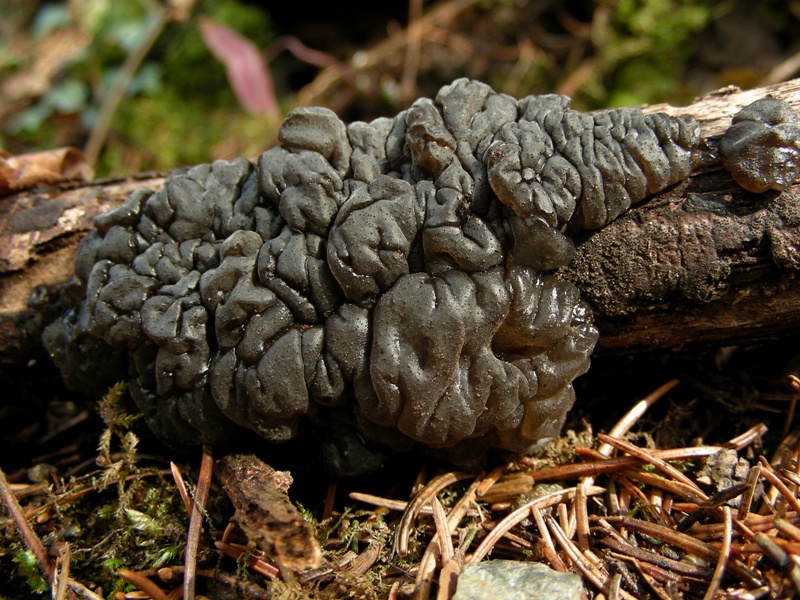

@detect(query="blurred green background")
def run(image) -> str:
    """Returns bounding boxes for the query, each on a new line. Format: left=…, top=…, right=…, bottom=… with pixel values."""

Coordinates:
left=1, top=0, right=798, bottom=177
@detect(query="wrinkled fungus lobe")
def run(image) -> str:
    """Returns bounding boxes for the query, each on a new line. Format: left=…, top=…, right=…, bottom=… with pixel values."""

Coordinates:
left=719, top=96, right=800, bottom=193
left=45, top=79, right=704, bottom=470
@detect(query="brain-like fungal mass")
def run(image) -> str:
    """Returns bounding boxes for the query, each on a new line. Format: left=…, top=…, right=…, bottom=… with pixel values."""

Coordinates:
left=43, top=80, right=798, bottom=472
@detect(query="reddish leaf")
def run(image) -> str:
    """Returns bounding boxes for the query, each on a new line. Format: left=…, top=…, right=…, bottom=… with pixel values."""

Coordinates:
left=198, top=17, right=279, bottom=117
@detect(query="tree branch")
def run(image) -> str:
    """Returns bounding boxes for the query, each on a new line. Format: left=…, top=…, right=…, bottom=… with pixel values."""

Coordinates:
left=3, top=79, right=800, bottom=363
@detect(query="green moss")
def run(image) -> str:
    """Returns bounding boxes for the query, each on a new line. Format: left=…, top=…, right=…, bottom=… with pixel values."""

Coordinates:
left=600, top=0, right=716, bottom=107
left=11, top=550, right=48, bottom=595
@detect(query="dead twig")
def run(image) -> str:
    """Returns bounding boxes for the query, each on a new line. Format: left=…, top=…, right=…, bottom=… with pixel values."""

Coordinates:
left=414, top=476, right=483, bottom=599
left=526, top=445, right=724, bottom=481
left=738, top=465, right=762, bottom=520
left=758, top=457, right=800, bottom=516
left=53, top=543, right=70, bottom=600
left=401, top=0, right=424, bottom=102
left=595, top=536, right=711, bottom=577
left=184, top=445, right=213, bottom=600
left=213, top=541, right=280, bottom=579
left=598, top=516, right=762, bottom=586
left=753, top=532, right=800, bottom=593
left=297, top=0, right=479, bottom=109
left=621, top=468, right=707, bottom=503
left=169, top=462, right=192, bottom=515
left=395, top=471, right=471, bottom=557
left=118, top=569, right=169, bottom=600
left=597, top=380, right=680, bottom=458
left=703, top=506, right=733, bottom=600
left=84, top=1, right=194, bottom=166
left=575, top=483, right=590, bottom=552
left=468, top=485, right=604, bottom=563
left=0, top=466, right=54, bottom=584
left=66, top=579, right=105, bottom=600
left=596, top=433, right=708, bottom=500
left=546, top=515, right=638, bottom=600
left=723, top=424, right=769, bottom=450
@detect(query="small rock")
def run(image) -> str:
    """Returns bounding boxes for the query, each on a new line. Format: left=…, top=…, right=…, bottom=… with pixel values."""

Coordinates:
left=453, top=560, right=583, bottom=600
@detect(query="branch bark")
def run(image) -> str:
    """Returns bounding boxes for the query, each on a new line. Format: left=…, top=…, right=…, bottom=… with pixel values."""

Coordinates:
left=0, top=173, right=166, bottom=362
left=2, top=79, right=800, bottom=363
left=560, top=79, right=800, bottom=352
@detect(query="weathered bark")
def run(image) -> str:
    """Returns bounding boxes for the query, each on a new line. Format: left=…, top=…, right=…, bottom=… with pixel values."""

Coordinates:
left=2, top=80, right=800, bottom=364
left=0, top=173, right=166, bottom=362
left=560, top=79, right=800, bottom=352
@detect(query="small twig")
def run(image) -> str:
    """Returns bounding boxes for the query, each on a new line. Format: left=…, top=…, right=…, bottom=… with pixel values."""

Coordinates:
left=436, top=556, right=461, bottom=600
left=597, top=379, right=679, bottom=458
left=388, top=581, right=401, bottom=600
left=594, top=517, right=631, bottom=547
left=350, top=491, right=480, bottom=517
left=170, top=462, right=192, bottom=515
left=575, top=483, right=590, bottom=551
left=557, top=502, right=573, bottom=540
left=630, top=557, right=673, bottom=600
left=606, top=573, right=622, bottom=600
left=84, top=1, right=190, bottom=167
left=608, top=473, right=664, bottom=524
left=415, top=475, right=483, bottom=598
left=429, top=498, right=457, bottom=600
left=598, top=516, right=762, bottom=585
left=546, top=516, right=639, bottom=600
left=297, top=0, right=479, bottom=109
left=738, top=465, right=761, bottom=520
left=475, top=463, right=510, bottom=497
left=118, top=569, right=169, bottom=600
left=704, top=506, right=733, bottom=600
left=214, top=541, right=280, bottom=579
left=184, top=445, right=213, bottom=600
left=597, top=433, right=708, bottom=500
left=761, top=49, right=800, bottom=86
left=720, top=586, right=772, bottom=600
left=621, top=468, right=706, bottom=503
left=431, top=498, right=455, bottom=565
left=595, top=537, right=711, bottom=577
left=270, top=35, right=354, bottom=77
left=690, top=512, right=799, bottom=540
left=120, top=565, right=271, bottom=599
left=527, top=445, right=723, bottom=480
left=53, top=543, right=70, bottom=600
left=531, top=505, right=563, bottom=569
left=758, top=457, right=800, bottom=516
left=0, top=466, right=54, bottom=583
left=395, top=471, right=471, bottom=557
left=781, top=468, right=800, bottom=488
left=468, top=485, right=604, bottom=563
left=347, top=542, right=384, bottom=577
left=676, top=483, right=749, bottom=532
left=350, top=492, right=411, bottom=511
left=776, top=518, right=800, bottom=542
left=753, top=532, right=800, bottom=593
left=401, top=0, right=424, bottom=102
left=723, top=423, right=769, bottom=450
left=66, top=579, right=105, bottom=600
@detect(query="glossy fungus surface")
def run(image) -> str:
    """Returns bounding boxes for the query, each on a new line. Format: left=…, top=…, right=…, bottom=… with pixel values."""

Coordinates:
left=719, top=97, right=800, bottom=193
left=44, top=79, right=701, bottom=469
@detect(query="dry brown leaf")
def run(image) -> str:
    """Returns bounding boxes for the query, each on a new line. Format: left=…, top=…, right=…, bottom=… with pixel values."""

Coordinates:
left=216, top=454, right=322, bottom=571
left=0, top=147, right=93, bottom=197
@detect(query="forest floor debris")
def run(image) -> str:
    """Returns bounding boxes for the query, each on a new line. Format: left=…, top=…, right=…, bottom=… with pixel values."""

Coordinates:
left=3, top=376, right=800, bottom=599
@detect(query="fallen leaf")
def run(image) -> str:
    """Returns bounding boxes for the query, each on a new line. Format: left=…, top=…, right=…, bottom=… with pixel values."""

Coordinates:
left=198, top=17, right=279, bottom=118
left=0, top=147, right=93, bottom=198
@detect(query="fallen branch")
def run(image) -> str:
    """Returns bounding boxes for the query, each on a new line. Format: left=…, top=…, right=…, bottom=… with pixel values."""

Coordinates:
left=3, top=80, right=800, bottom=365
